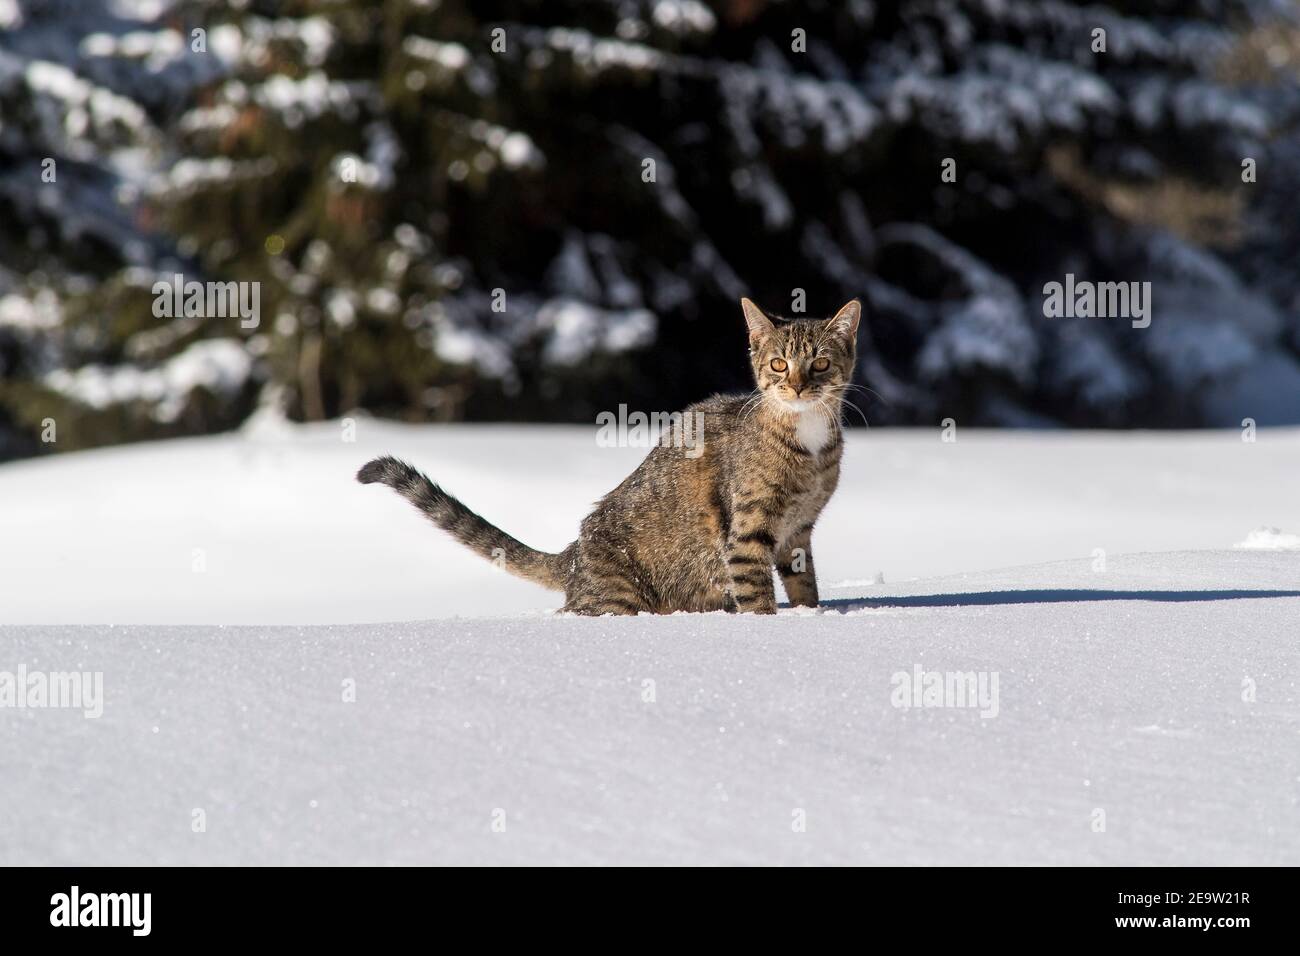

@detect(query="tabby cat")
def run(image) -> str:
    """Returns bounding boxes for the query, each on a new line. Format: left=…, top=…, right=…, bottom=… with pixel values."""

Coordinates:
left=358, top=298, right=860, bottom=615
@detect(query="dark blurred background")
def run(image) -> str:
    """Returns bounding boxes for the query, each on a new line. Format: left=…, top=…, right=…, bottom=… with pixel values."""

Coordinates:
left=2, top=0, right=1300, bottom=461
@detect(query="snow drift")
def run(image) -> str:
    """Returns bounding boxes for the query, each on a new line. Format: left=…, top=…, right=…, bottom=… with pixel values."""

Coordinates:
left=0, top=423, right=1297, bottom=864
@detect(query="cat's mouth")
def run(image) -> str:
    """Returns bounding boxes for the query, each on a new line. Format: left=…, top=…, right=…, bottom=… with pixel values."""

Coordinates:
left=775, top=394, right=822, bottom=412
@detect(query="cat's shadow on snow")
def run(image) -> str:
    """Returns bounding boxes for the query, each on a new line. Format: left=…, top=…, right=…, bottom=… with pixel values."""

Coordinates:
left=818, top=588, right=1300, bottom=611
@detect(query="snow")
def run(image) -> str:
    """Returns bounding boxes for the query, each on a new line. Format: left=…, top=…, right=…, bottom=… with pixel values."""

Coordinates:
left=460, top=118, right=544, bottom=172
left=81, top=29, right=187, bottom=73
left=274, top=16, right=335, bottom=68
left=535, top=298, right=656, bottom=366
left=1235, top=526, right=1300, bottom=551
left=40, top=338, right=253, bottom=422
left=20, top=58, right=153, bottom=157
left=429, top=312, right=514, bottom=380
left=0, top=289, right=61, bottom=331
left=544, top=28, right=667, bottom=75
left=878, top=224, right=1037, bottom=386
left=0, top=423, right=1297, bottom=864
left=1, top=550, right=1296, bottom=865
left=498, top=131, right=540, bottom=169
left=157, top=156, right=237, bottom=191
left=885, top=49, right=1120, bottom=152
left=1, top=420, right=1296, bottom=624
left=253, top=72, right=368, bottom=126
left=403, top=36, right=470, bottom=72
left=720, top=65, right=882, bottom=156
left=651, top=1, right=716, bottom=36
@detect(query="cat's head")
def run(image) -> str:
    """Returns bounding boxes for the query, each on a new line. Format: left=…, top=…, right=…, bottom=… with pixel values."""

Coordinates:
left=741, top=298, right=860, bottom=412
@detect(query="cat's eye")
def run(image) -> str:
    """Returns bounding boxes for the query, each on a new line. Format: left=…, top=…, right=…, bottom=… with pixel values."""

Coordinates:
left=811, top=357, right=831, bottom=372
left=770, top=358, right=788, bottom=373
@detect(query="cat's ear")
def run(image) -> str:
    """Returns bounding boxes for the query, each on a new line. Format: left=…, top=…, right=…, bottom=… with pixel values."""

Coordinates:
left=825, top=299, right=862, bottom=345
left=740, top=297, right=775, bottom=345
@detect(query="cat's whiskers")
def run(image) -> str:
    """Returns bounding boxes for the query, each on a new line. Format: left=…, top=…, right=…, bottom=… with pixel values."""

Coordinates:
left=821, top=383, right=870, bottom=427
left=834, top=380, right=888, bottom=408
left=737, top=390, right=767, bottom=423
left=813, top=394, right=842, bottom=432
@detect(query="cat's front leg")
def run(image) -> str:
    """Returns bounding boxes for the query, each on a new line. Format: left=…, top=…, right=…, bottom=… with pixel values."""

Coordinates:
left=777, top=523, right=818, bottom=608
left=724, top=526, right=778, bottom=614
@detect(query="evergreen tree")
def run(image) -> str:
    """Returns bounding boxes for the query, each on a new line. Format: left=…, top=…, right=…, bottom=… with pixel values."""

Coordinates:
left=2, top=0, right=1298, bottom=459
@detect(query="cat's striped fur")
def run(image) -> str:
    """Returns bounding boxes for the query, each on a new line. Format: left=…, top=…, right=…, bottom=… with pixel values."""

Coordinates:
left=358, top=298, right=860, bottom=615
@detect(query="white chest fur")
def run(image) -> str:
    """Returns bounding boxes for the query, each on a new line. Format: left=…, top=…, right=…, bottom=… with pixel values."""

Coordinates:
left=792, top=407, right=833, bottom=453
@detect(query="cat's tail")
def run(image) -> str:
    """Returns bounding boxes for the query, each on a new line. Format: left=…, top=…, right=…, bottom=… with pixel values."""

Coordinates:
left=357, top=456, right=567, bottom=591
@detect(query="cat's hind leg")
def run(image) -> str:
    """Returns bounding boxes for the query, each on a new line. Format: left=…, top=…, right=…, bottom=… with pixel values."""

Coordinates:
left=560, top=543, right=653, bottom=616
left=561, top=592, right=648, bottom=616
